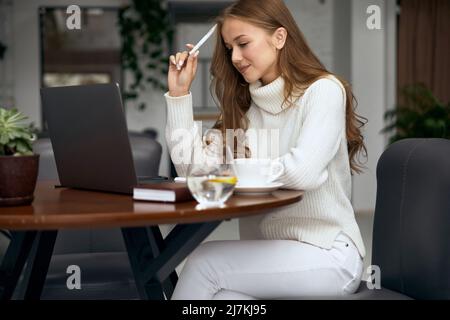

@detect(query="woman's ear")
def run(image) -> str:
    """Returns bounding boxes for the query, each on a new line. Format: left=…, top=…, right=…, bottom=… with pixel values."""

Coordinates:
left=273, top=27, right=287, bottom=50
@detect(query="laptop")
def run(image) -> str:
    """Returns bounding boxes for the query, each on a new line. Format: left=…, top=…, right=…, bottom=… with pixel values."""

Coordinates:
left=41, top=83, right=161, bottom=195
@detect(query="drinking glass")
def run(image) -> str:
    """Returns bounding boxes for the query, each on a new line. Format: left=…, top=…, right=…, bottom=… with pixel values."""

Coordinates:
left=187, top=143, right=237, bottom=209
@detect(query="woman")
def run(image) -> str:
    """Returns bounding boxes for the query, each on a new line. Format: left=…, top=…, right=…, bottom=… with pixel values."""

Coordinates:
left=165, top=0, right=368, bottom=299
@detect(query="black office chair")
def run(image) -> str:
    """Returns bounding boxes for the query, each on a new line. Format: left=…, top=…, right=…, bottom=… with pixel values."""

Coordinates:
left=347, top=138, right=450, bottom=299
left=22, top=131, right=162, bottom=299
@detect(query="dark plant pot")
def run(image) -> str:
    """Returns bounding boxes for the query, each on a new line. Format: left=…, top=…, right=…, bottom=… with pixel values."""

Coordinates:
left=0, top=154, right=40, bottom=207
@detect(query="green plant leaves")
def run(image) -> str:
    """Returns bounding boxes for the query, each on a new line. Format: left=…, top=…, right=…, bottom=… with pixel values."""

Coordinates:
left=0, top=107, right=35, bottom=156
left=382, top=84, right=450, bottom=144
left=118, top=0, right=173, bottom=110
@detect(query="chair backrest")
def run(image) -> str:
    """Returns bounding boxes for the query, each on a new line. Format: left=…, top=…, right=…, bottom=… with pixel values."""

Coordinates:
left=372, top=138, right=450, bottom=299
left=128, top=132, right=162, bottom=178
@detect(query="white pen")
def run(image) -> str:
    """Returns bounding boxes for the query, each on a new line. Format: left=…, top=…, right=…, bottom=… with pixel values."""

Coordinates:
left=189, top=24, right=218, bottom=55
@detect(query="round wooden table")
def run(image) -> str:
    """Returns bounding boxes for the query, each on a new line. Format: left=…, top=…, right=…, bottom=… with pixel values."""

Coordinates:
left=0, top=181, right=303, bottom=300
left=0, top=181, right=304, bottom=230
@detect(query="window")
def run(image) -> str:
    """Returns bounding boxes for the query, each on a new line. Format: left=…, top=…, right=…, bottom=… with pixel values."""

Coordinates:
left=39, top=6, right=122, bottom=126
left=39, top=6, right=122, bottom=86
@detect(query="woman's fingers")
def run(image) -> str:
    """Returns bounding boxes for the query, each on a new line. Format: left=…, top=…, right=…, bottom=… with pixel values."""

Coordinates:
left=170, top=48, right=198, bottom=72
left=176, top=51, right=189, bottom=70
left=168, top=49, right=199, bottom=96
left=174, top=51, right=189, bottom=70
left=175, top=52, right=182, bottom=69
left=169, top=55, right=177, bottom=68
left=184, top=50, right=199, bottom=77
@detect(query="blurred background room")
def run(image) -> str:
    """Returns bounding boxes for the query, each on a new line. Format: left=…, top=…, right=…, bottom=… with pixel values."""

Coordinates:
left=1, top=0, right=449, bottom=289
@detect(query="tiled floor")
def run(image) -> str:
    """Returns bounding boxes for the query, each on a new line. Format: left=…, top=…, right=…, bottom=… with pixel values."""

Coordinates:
left=169, top=211, right=375, bottom=279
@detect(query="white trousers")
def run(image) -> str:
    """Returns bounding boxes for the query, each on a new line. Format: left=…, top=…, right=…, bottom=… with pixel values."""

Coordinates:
left=171, top=233, right=364, bottom=300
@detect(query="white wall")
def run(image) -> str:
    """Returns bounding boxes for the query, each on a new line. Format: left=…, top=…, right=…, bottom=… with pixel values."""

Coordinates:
left=285, top=0, right=334, bottom=70
left=350, top=0, right=397, bottom=213
left=332, top=0, right=352, bottom=81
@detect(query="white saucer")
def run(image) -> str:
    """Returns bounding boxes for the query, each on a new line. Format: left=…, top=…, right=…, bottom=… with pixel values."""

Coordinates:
left=234, top=182, right=284, bottom=194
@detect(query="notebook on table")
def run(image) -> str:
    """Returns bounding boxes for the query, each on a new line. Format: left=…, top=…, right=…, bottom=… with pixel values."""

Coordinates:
left=133, top=181, right=193, bottom=203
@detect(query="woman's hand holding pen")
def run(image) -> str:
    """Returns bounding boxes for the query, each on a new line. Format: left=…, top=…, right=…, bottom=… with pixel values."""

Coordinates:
left=168, top=44, right=199, bottom=97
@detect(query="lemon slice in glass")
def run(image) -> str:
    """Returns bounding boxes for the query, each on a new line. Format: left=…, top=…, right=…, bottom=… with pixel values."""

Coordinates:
left=207, top=176, right=238, bottom=185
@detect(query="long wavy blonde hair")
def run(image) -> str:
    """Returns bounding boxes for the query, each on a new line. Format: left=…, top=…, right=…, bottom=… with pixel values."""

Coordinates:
left=210, top=0, right=367, bottom=174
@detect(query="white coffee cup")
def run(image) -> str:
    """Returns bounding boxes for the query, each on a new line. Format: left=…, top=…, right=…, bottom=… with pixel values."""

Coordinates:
left=233, top=158, right=284, bottom=187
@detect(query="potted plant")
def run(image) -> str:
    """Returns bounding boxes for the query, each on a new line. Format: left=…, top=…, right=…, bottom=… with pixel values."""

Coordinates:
left=382, top=84, right=450, bottom=144
left=0, top=107, right=39, bottom=207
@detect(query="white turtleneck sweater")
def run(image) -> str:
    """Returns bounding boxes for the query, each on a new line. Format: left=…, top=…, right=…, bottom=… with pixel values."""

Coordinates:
left=164, top=75, right=366, bottom=258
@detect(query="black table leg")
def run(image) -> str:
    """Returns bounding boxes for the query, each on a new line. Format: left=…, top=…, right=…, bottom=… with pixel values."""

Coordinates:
left=147, top=226, right=178, bottom=297
left=0, top=231, right=37, bottom=300
left=143, top=222, right=221, bottom=288
left=122, top=221, right=221, bottom=300
left=122, top=227, right=166, bottom=300
left=20, top=231, right=58, bottom=300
